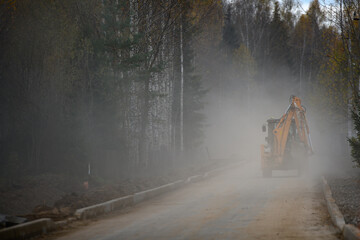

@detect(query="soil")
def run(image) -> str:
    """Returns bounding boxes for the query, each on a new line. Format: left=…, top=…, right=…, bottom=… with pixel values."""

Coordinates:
left=327, top=176, right=360, bottom=227
left=37, top=160, right=340, bottom=240
left=0, top=174, right=83, bottom=217
left=0, top=159, right=232, bottom=223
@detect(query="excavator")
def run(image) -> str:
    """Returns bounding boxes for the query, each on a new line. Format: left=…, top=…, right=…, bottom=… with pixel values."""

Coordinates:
left=260, top=95, right=313, bottom=177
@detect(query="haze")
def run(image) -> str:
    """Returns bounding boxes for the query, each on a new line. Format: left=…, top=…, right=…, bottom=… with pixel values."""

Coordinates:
left=0, top=0, right=359, bottom=239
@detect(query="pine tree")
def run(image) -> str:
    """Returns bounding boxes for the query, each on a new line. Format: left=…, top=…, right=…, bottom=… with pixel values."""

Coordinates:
left=183, top=44, right=207, bottom=154
left=348, top=99, right=360, bottom=167
left=269, top=1, right=290, bottom=65
left=91, top=0, right=146, bottom=174
left=222, top=5, right=239, bottom=56
left=182, top=5, right=207, bottom=156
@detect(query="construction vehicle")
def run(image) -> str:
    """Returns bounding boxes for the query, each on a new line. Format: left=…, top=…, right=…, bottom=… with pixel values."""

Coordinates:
left=260, top=95, right=313, bottom=177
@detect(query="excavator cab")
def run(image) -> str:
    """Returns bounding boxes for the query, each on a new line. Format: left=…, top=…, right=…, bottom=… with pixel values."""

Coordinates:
left=260, top=96, right=313, bottom=177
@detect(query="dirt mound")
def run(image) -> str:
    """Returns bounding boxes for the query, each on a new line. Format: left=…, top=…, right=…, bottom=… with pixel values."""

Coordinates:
left=1, top=158, right=234, bottom=222
left=0, top=173, right=83, bottom=216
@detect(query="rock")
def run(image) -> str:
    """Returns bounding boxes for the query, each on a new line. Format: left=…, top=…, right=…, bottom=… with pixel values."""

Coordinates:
left=51, top=208, right=59, bottom=214
left=32, top=205, right=52, bottom=213
left=59, top=207, right=72, bottom=216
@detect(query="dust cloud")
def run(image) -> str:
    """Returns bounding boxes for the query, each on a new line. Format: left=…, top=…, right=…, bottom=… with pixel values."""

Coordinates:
left=201, top=74, right=354, bottom=179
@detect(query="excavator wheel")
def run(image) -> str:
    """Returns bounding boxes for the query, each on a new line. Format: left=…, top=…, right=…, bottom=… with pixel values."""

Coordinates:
left=262, top=168, right=272, bottom=178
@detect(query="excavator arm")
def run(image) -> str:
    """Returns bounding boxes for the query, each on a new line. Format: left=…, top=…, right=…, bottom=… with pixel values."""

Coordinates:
left=272, top=96, right=313, bottom=164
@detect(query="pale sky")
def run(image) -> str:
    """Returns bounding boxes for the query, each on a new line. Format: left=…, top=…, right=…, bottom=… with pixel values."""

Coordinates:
left=296, top=0, right=337, bottom=12
left=226, top=0, right=336, bottom=13
left=302, top=1, right=310, bottom=11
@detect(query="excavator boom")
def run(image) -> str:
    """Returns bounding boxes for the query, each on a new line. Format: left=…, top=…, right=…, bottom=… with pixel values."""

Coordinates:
left=260, top=95, right=313, bottom=177
left=273, top=96, right=313, bottom=163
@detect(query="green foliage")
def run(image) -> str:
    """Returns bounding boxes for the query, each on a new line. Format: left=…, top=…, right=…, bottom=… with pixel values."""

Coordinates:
left=181, top=9, right=208, bottom=155
left=310, top=27, right=348, bottom=123
left=184, top=46, right=207, bottom=152
left=222, top=5, right=238, bottom=54
left=269, top=1, right=291, bottom=66
left=96, top=0, right=145, bottom=73
left=233, top=44, right=257, bottom=80
left=0, top=0, right=214, bottom=179
left=348, top=99, right=360, bottom=167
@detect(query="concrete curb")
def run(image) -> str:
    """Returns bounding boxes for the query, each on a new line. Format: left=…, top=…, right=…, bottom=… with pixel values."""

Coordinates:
left=203, top=168, right=220, bottom=178
left=186, top=175, right=202, bottom=183
left=75, top=195, right=134, bottom=220
left=344, top=224, right=360, bottom=240
left=1, top=161, right=242, bottom=239
left=322, top=176, right=360, bottom=240
left=134, top=180, right=184, bottom=204
left=0, top=218, right=55, bottom=240
left=78, top=163, right=240, bottom=218
left=321, top=176, right=346, bottom=231
left=203, top=162, right=242, bottom=178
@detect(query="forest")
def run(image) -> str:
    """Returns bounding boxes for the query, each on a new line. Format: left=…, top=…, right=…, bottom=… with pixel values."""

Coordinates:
left=1, top=0, right=360, bottom=183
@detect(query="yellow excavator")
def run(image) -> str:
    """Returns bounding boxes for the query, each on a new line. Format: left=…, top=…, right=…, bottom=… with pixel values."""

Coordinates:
left=260, top=95, right=313, bottom=177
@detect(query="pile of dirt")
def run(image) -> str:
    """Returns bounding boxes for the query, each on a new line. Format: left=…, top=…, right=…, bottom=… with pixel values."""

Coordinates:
left=1, top=158, right=235, bottom=222
left=327, top=176, right=360, bottom=227
left=0, top=173, right=83, bottom=216
left=23, top=175, right=190, bottom=221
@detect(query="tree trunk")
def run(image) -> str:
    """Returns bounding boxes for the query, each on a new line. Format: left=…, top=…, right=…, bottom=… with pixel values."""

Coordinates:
left=139, top=76, right=150, bottom=167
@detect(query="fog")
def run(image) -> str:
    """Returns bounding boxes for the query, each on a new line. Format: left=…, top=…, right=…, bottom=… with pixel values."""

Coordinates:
left=201, top=72, right=354, bottom=179
left=1, top=1, right=360, bottom=230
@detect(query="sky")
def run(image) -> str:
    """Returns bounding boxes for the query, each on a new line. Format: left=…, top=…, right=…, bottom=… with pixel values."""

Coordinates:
left=225, top=0, right=337, bottom=14
left=301, top=0, right=311, bottom=11
left=297, top=0, right=337, bottom=12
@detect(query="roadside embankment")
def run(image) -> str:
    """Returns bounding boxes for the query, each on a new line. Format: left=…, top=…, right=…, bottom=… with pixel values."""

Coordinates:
left=322, top=176, right=360, bottom=240
left=0, top=160, right=242, bottom=240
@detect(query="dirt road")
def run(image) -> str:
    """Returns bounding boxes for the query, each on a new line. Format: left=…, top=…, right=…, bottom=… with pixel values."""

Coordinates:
left=51, top=160, right=339, bottom=240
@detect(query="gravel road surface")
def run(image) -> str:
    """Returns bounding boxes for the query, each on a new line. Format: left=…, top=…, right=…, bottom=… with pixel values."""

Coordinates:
left=328, top=177, right=360, bottom=226
left=49, top=160, right=339, bottom=240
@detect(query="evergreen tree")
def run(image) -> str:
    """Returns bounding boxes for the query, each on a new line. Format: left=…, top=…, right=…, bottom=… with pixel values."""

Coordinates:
left=269, top=1, right=290, bottom=65
left=348, top=99, right=360, bottom=167
left=91, top=0, right=146, bottom=173
left=281, top=0, right=296, bottom=29
left=222, top=5, right=239, bottom=56
left=182, top=5, right=207, bottom=155
left=183, top=42, right=207, bottom=154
